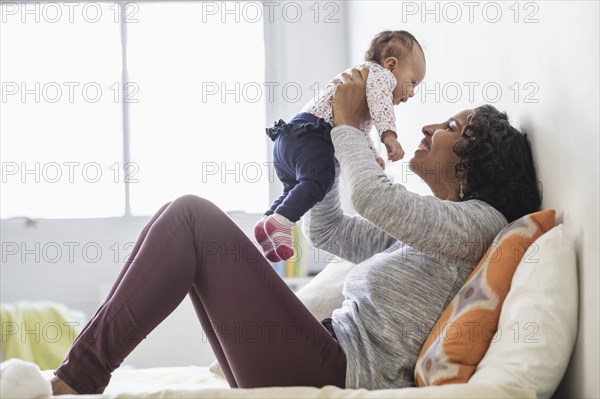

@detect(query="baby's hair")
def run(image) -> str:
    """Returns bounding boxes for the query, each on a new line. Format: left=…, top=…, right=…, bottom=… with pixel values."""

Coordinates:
left=364, top=30, right=423, bottom=64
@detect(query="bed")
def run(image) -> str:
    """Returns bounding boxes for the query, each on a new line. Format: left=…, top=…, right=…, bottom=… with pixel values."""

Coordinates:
left=1, top=217, right=577, bottom=399
left=38, top=366, right=536, bottom=398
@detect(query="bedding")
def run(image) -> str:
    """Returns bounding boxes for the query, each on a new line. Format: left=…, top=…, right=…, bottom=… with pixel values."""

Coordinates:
left=0, top=359, right=536, bottom=398
left=37, top=366, right=535, bottom=398
left=0, top=301, right=85, bottom=369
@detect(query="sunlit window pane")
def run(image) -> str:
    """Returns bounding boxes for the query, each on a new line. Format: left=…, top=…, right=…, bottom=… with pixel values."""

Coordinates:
left=126, top=2, right=267, bottom=215
left=0, top=2, right=124, bottom=219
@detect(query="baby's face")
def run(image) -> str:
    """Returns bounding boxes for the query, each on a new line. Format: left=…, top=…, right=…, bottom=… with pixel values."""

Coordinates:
left=387, top=48, right=426, bottom=105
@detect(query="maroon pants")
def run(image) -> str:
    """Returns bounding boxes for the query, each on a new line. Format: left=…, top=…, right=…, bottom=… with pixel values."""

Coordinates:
left=54, top=195, right=346, bottom=394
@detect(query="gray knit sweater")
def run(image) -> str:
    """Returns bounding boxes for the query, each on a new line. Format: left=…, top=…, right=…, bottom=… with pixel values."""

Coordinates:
left=302, top=125, right=507, bottom=389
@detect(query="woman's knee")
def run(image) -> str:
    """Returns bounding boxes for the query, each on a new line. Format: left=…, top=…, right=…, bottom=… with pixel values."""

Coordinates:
left=170, top=194, right=225, bottom=221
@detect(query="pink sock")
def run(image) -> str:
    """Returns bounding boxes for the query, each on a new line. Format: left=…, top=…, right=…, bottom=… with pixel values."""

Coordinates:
left=254, top=217, right=281, bottom=262
left=264, top=214, right=295, bottom=261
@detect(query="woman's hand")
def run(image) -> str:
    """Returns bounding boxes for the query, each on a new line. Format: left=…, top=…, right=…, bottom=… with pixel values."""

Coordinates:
left=332, top=67, right=371, bottom=129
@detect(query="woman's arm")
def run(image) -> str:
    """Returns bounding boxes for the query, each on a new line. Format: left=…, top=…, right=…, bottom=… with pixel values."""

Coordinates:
left=302, top=171, right=397, bottom=265
left=329, top=69, right=507, bottom=263
left=332, top=125, right=507, bottom=263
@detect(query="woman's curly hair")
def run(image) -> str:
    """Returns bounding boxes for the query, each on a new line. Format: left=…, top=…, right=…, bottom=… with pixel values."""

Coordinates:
left=454, top=105, right=542, bottom=223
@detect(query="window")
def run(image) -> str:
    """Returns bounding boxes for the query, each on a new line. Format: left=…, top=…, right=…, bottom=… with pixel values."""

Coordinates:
left=0, top=1, right=267, bottom=219
left=126, top=2, right=267, bottom=215
left=0, top=2, right=123, bottom=218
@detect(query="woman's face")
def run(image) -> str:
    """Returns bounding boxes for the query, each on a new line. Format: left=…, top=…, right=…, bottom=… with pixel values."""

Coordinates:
left=409, top=109, right=473, bottom=192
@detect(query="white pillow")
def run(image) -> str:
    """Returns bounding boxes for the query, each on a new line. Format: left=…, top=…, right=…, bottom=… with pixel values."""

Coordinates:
left=295, top=257, right=355, bottom=321
left=469, top=224, right=577, bottom=399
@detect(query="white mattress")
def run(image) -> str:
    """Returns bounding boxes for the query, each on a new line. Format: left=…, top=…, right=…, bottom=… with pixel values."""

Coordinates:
left=41, top=366, right=536, bottom=398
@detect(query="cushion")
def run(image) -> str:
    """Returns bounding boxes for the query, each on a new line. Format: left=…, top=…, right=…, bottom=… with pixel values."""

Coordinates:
left=468, top=224, right=577, bottom=399
left=1, top=358, right=51, bottom=399
left=414, top=209, right=556, bottom=386
left=294, top=257, right=355, bottom=321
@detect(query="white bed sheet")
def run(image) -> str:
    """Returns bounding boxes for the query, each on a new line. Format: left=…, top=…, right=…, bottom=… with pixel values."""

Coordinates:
left=41, top=366, right=536, bottom=398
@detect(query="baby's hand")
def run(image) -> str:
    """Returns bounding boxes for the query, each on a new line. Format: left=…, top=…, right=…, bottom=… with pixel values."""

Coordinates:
left=376, top=157, right=386, bottom=170
left=382, top=133, right=405, bottom=161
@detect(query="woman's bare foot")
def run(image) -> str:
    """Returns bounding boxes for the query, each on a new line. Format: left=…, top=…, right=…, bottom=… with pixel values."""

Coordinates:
left=50, top=376, right=78, bottom=395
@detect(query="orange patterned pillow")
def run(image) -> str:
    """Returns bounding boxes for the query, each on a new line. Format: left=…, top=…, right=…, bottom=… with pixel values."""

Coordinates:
left=414, top=209, right=556, bottom=386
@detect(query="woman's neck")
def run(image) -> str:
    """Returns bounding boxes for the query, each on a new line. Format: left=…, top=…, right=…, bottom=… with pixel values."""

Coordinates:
left=430, top=183, right=460, bottom=202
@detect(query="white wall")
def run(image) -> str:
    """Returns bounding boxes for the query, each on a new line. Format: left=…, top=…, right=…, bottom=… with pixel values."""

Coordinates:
left=263, top=1, right=350, bottom=207
left=345, top=1, right=599, bottom=398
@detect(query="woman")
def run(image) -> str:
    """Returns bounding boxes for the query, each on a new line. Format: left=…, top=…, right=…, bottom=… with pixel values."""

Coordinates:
left=51, top=68, right=541, bottom=395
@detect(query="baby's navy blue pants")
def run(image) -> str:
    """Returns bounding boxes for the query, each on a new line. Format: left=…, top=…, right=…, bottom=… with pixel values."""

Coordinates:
left=265, top=112, right=336, bottom=222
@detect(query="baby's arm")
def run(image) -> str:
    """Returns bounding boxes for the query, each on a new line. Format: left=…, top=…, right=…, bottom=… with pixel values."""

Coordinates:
left=365, top=63, right=404, bottom=160
left=382, top=131, right=405, bottom=161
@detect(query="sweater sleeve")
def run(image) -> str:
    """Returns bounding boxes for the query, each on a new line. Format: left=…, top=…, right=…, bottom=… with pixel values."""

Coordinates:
left=329, top=125, right=508, bottom=263
left=365, top=134, right=381, bottom=160
left=302, top=167, right=397, bottom=265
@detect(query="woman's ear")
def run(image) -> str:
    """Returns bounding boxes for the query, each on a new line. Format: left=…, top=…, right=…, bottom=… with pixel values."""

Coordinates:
left=383, top=57, right=398, bottom=71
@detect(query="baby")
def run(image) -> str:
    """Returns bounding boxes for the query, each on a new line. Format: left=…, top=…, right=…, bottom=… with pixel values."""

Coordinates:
left=255, top=30, right=426, bottom=262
